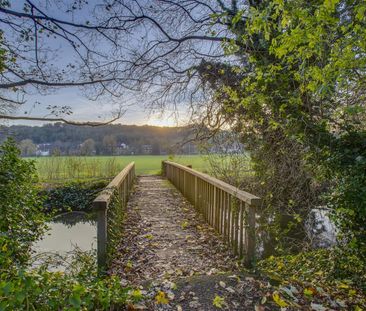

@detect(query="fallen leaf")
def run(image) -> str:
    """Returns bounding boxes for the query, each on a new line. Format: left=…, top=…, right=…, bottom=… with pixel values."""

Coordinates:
left=272, top=291, right=288, bottom=308
left=348, top=289, right=356, bottom=296
left=338, top=283, right=349, bottom=289
left=155, top=291, right=169, bottom=304
left=125, top=260, right=133, bottom=270
left=226, top=286, right=236, bottom=294
left=304, top=288, right=316, bottom=297
left=310, top=303, right=327, bottom=311
left=260, top=296, right=267, bottom=305
left=280, top=286, right=297, bottom=301
left=181, top=220, right=189, bottom=229
left=131, top=289, right=143, bottom=301
left=213, top=295, right=225, bottom=309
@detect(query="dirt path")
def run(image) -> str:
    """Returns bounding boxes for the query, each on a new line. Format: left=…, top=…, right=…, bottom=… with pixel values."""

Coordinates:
left=110, top=176, right=273, bottom=310
left=110, top=175, right=237, bottom=282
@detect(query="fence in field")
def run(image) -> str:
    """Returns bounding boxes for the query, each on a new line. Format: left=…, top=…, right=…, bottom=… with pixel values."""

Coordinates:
left=162, top=160, right=260, bottom=265
left=93, top=162, right=135, bottom=271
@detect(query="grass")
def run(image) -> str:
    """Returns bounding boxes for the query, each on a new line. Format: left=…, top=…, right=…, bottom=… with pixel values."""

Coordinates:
left=29, top=155, right=209, bottom=182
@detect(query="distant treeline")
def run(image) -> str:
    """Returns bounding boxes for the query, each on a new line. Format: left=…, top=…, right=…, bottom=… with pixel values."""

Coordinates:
left=0, top=123, right=199, bottom=156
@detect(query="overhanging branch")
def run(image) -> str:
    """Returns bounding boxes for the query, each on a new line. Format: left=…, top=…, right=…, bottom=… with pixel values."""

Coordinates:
left=0, top=78, right=117, bottom=89
left=0, top=111, right=124, bottom=126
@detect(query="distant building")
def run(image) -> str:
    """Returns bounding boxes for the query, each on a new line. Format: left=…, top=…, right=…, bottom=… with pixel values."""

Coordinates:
left=183, top=143, right=198, bottom=154
left=141, top=144, right=152, bottom=154
left=36, top=143, right=51, bottom=156
left=115, top=142, right=130, bottom=155
left=36, top=150, right=50, bottom=156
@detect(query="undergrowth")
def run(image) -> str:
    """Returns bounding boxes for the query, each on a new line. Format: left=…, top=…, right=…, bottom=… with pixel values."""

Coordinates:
left=257, top=248, right=366, bottom=309
left=41, top=179, right=109, bottom=214
left=0, top=139, right=134, bottom=310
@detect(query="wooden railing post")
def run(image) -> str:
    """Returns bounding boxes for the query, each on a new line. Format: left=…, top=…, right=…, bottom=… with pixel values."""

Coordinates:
left=183, top=170, right=186, bottom=195
left=194, top=176, right=198, bottom=206
left=245, top=204, right=256, bottom=266
left=93, top=201, right=108, bottom=273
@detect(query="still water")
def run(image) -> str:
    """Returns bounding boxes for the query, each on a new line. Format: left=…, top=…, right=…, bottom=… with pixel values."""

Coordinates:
left=32, top=212, right=97, bottom=269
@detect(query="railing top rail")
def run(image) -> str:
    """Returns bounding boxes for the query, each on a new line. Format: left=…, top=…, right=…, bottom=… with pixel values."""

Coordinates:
left=164, top=160, right=260, bottom=206
left=93, top=162, right=135, bottom=210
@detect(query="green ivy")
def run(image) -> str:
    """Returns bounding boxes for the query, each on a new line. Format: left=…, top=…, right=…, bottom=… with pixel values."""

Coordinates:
left=41, top=179, right=109, bottom=215
left=0, top=139, right=47, bottom=266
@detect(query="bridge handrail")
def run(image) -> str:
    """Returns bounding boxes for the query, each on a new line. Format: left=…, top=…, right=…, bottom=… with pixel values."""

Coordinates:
left=162, top=160, right=260, bottom=265
left=93, top=162, right=135, bottom=271
left=163, top=161, right=260, bottom=206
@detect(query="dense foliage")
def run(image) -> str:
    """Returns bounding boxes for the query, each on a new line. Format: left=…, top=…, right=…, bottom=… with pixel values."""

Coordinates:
left=0, top=139, right=132, bottom=310
left=258, top=249, right=366, bottom=309
left=202, top=0, right=366, bottom=258
left=0, top=246, right=129, bottom=311
left=42, top=180, right=109, bottom=214
left=0, top=139, right=46, bottom=265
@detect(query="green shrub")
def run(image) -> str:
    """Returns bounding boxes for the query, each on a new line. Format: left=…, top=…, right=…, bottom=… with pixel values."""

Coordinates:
left=258, top=248, right=366, bottom=291
left=0, top=250, right=129, bottom=311
left=0, top=139, right=47, bottom=266
left=0, top=139, right=131, bottom=310
left=323, top=131, right=366, bottom=259
left=41, top=179, right=109, bottom=214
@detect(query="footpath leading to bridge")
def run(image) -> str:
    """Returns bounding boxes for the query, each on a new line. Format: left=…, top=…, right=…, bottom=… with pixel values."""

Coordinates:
left=109, top=175, right=271, bottom=310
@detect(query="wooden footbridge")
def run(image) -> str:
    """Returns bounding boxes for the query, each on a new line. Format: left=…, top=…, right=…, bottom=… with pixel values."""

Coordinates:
left=93, top=161, right=260, bottom=275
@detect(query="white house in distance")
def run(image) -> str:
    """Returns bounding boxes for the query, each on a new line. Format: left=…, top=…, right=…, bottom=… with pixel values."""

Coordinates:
left=36, top=150, right=50, bottom=156
left=36, top=143, right=51, bottom=156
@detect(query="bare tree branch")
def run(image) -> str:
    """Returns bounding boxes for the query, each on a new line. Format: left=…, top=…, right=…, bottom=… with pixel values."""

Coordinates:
left=0, top=110, right=124, bottom=126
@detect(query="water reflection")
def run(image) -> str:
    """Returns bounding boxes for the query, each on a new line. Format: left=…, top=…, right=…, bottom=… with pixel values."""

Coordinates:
left=52, top=211, right=96, bottom=228
left=32, top=211, right=97, bottom=270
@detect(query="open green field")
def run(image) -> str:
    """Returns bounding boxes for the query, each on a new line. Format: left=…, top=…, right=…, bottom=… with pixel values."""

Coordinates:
left=30, top=155, right=209, bottom=182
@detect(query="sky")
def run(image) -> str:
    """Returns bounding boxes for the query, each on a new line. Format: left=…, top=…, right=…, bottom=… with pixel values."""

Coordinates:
left=2, top=0, right=191, bottom=127
left=6, top=91, right=184, bottom=128
left=9, top=87, right=188, bottom=127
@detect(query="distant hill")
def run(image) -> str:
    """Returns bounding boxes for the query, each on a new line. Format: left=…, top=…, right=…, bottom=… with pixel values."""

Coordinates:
left=0, top=123, right=199, bottom=156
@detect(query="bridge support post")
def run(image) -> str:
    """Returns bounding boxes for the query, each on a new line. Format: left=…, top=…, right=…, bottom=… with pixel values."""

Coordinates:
left=183, top=171, right=186, bottom=195
left=194, top=176, right=198, bottom=206
left=94, top=201, right=107, bottom=273
left=245, top=204, right=256, bottom=266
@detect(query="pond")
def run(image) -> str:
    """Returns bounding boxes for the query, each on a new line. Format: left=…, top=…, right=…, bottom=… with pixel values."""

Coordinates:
left=32, top=211, right=97, bottom=270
